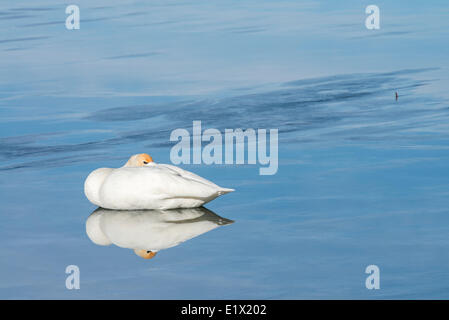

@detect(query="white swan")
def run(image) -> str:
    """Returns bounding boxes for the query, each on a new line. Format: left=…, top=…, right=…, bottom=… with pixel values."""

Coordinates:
left=84, top=153, right=234, bottom=210
left=85, top=207, right=234, bottom=259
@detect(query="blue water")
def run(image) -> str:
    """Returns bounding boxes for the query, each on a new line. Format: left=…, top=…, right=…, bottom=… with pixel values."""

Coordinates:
left=1, top=0, right=449, bottom=299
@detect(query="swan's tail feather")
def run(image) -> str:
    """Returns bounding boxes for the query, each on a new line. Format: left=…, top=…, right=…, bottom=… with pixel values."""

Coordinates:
left=217, top=188, right=235, bottom=195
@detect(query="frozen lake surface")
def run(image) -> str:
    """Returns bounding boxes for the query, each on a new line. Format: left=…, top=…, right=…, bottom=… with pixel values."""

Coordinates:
left=1, top=0, right=449, bottom=298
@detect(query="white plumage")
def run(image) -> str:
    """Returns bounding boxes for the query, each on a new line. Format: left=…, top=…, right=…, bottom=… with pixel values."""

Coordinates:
left=84, top=153, right=234, bottom=210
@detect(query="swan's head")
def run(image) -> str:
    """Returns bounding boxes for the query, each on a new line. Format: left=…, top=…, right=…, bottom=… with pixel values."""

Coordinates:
left=134, top=249, right=157, bottom=259
left=125, top=153, right=153, bottom=167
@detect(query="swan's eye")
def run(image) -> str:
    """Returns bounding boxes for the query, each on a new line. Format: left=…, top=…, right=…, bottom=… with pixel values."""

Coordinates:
left=146, top=251, right=151, bottom=254
left=143, top=161, right=148, bottom=164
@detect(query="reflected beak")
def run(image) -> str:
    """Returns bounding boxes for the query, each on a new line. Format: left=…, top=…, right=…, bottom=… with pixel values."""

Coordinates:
left=134, top=249, right=157, bottom=259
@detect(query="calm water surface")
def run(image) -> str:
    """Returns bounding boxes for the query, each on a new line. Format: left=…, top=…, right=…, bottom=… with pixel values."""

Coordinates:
left=1, top=0, right=449, bottom=298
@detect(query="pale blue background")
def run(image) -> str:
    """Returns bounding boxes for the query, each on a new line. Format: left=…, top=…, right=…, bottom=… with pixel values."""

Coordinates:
left=1, top=0, right=449, bottom=299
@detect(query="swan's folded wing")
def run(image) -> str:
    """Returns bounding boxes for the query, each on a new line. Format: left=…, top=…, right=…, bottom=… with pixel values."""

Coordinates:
left=102, top=167, right=223, bottom=201
left=156, top=163, right=223, bottom=189
left=161, top=164, right=234, bottom=194
left=148, top=166, right=223, bottom=200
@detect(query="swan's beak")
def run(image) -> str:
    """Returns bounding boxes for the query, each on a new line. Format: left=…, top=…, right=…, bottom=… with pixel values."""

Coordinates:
left=141, top=153, right=153, bottom=164
left=134, top=249, right=157, bottom=259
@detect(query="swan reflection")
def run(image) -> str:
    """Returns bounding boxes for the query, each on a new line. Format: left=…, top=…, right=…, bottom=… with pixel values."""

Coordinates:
left=85, top=206, right=234, bottom=259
